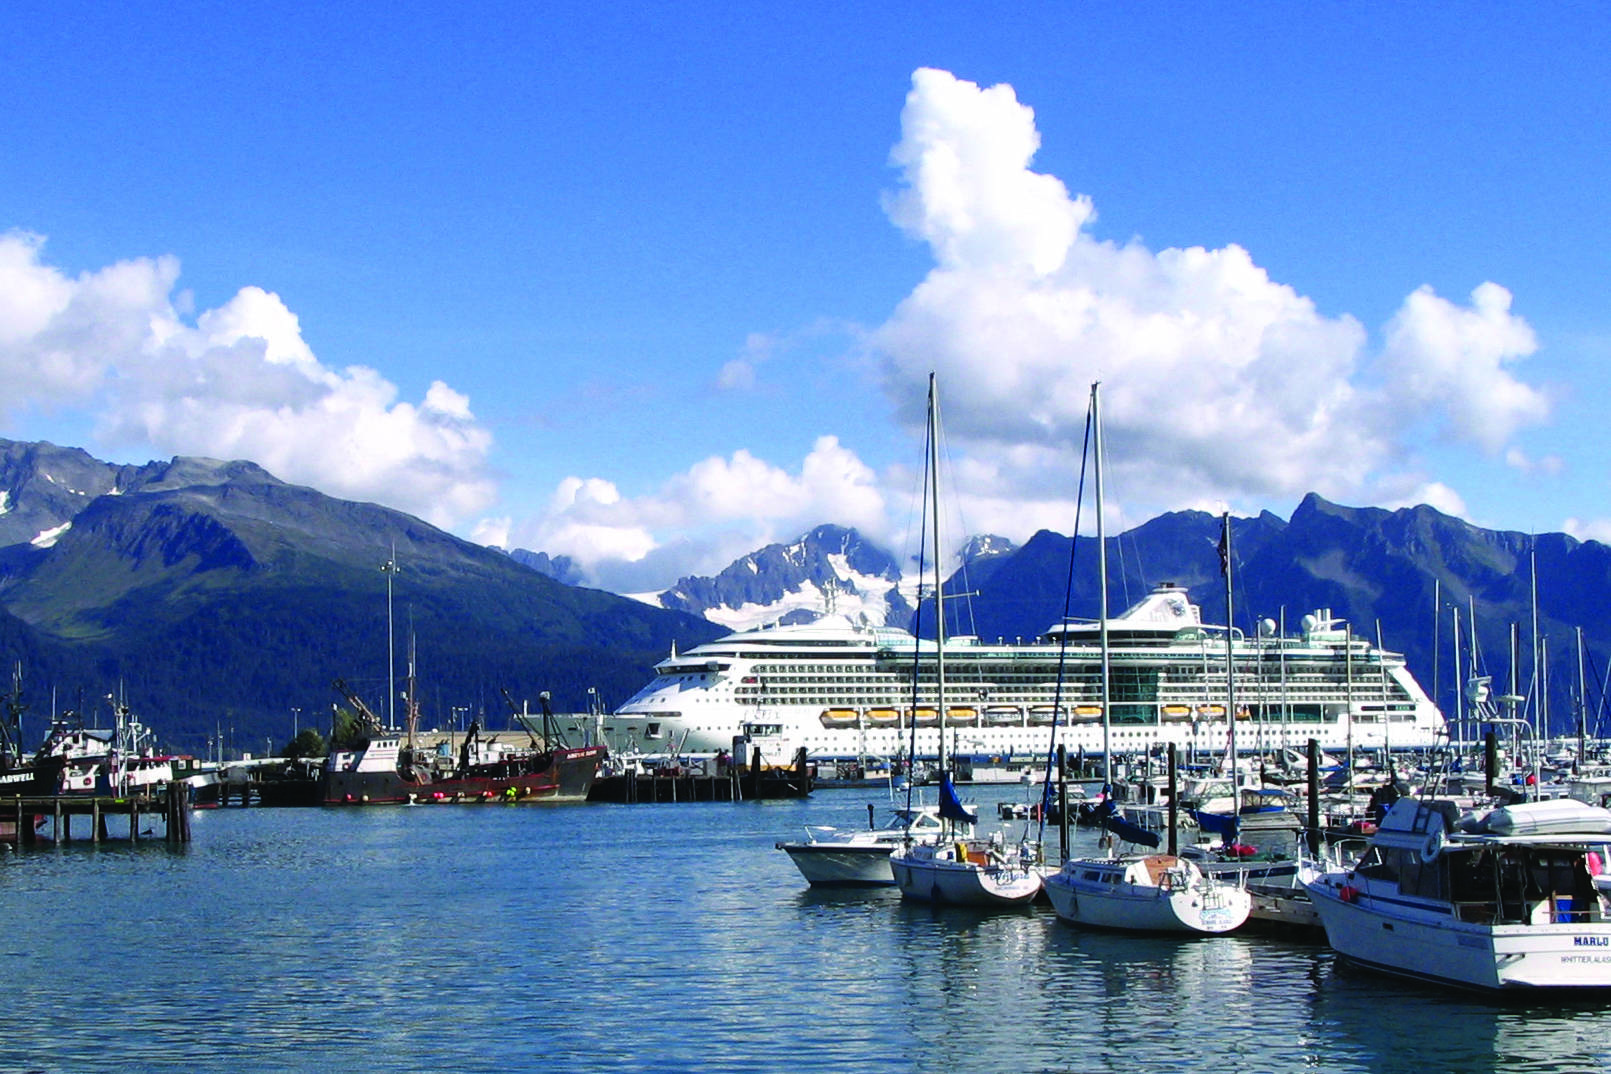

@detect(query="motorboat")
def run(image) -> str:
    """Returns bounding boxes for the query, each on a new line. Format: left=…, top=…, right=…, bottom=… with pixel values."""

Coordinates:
left=1305, top=796, right=1611, bottom=989
left=777, top=803, right=959, bottom=887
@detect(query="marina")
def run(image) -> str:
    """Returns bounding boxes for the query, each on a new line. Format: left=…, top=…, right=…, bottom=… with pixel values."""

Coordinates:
left=10, top=9, right=1609, bottom=1071
left=1, top=785, right=1608, bottom=1073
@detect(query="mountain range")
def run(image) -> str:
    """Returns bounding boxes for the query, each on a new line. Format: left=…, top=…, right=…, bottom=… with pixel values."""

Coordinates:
left=0, top=439, right=720, bottom=755
left=1, top=436, right=1604, bottom=755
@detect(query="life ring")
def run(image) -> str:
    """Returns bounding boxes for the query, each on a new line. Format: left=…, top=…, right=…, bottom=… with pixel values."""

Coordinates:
left=1419, top=830, right=1441, bottom=864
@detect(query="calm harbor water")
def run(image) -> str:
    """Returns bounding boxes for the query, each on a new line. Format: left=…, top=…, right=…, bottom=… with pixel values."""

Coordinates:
left=1, top=785, right=1607, bottom=1073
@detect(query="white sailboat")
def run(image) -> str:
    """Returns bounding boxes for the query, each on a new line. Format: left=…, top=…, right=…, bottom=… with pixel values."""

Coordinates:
left=1044, top=383, right=1251, bottom=934
left=889, top=375, right=1043, bottom=907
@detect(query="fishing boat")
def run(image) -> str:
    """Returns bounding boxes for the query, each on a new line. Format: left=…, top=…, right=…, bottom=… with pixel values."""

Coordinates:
left=322, top=680, right=605, bottom=805
left=1305, top=795, right=1611, bottom=990
left=32, top=699, right=178, bottom=797
left=888, top=376, right=1043, bottom=907
left=777, top=801, right=963, bottom=887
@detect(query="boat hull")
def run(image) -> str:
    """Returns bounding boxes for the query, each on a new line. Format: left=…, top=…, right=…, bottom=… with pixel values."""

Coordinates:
left=780, top=842, right=897, bottom=886
left=1045, top=857, right=1252, bottom=934
left=1307, top=878, right=1611, bottom=990
left=890, top=844, right=1042, bottom=906
left=1200, top=859, right=1319, bottom=929
left=323, top=746, right=605, bottom=806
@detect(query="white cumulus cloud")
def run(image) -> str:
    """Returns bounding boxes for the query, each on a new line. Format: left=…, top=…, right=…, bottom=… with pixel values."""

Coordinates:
left=503, top=436, right=888, bottom=590
left=873, top=69, right=1550, bottom=524
left=1379, top=282, right=1545, bottom=453
left=0, top=232, right=496, bottom=528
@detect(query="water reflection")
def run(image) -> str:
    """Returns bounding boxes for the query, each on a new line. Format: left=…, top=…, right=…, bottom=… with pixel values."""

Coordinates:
left=1311, top=960, right=1611, bottom=1074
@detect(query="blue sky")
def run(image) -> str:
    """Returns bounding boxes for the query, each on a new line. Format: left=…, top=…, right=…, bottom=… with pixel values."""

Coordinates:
left=3, top=3, right=1608, bottom=591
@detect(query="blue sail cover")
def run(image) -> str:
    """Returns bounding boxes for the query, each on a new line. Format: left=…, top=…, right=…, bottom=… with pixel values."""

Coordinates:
left=1103, top=813, right=1162, bottom=849
left=938, top=772, right=978, bottom=825
left=1089, top=798, right=1161, bottom=848
left=1192, top=809, right=1240, bottom=839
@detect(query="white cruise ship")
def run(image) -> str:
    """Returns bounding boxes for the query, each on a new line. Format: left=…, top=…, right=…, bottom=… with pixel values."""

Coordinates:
left=603, top=583, right=1446, bottom=766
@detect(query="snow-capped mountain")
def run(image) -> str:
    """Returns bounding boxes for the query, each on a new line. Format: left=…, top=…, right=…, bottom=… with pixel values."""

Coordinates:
left=615, top=525, right=1020, bottom=633
left=638, top=524, right=912, bottom=631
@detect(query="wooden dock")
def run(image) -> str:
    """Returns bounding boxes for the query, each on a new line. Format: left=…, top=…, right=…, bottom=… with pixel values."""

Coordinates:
left=1, top=782, right=191, bottom=846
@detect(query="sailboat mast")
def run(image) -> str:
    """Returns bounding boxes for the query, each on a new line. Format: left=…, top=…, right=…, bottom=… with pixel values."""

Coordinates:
left=1469, top=594, right=1479, bottom=760
left=1530, top=540, right=1541, bottom=791
left=1222, top=511, right=1236, bottom=782
left=1093, top=383, right=1111, bottom=791
left=928, top=374, right=946, bottom=778
left=1578, top=626, right=1588, bottom=770
left=1452, top=604, right=1463, bottom=752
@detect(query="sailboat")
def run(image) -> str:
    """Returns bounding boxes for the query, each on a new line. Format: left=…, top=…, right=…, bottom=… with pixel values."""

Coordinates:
left=1043, top=383, right=1252, bottom=933
left=888, top=375, right=1043, bottom=906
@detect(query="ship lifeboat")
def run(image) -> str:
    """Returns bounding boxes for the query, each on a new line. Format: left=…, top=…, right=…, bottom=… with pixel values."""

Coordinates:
left=819, top=708, right=860, bottom=729
left=944, top=707, right=979, bottom=727
left=1027, top=705, right=1067, bottom=726
left=1161, top=704, right=1193, bottom=722
left=983, top=705, right=1023, bottom=727
left=906, top=707, right=940, bottom=728
left=1197, top=704, right=1226, bottom=719
left=864, top=708, right=901, bottom=727
left=1073, top=704, right=1104, bottom=722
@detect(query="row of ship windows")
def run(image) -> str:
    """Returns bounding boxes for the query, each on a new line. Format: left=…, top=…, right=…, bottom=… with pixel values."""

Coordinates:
left=733, top=688, right=1412, bottom=705
left=740, top=671, right=1400, bottom=688
left=748, top=662, right=1392, bottom=675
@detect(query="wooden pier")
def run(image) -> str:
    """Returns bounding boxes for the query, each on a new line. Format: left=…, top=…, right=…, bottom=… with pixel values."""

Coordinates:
left=1, top=782, right=191, bottom=846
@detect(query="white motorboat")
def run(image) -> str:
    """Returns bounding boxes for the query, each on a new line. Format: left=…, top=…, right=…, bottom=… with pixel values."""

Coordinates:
left=1044, top=852, right=1253, bottom=933
left=1305, top=796, right=1611, bottom=990
left=777, top=804, right=958, bottom=887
